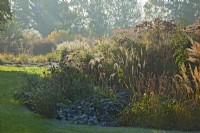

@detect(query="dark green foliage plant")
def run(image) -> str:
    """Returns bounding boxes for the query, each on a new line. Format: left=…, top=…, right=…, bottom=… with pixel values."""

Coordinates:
left=58, top=91, right=130, bottom=126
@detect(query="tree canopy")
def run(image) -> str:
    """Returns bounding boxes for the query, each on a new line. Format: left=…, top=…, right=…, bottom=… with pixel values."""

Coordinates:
left=0, top=0, right=11, bottom=22
left=7, top=0, right=200, bottom=36
left=144, top=0, right=200, bottom=24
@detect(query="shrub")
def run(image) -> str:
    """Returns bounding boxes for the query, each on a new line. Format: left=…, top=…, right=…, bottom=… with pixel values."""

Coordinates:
left=16, top=62, right=95, bottom=118
left=46, top=52, right=59, bottom=62
left=16, top=72, right=59, bottom=118
left=22, top=28, right=42, bottom=41
left=48, top=63, right=95, bottom=102
left=29, top=39, right=56, bottom=55
left=0, top=40, right=22, bottom=54
left=48, top=30, right=70, bottom=44
left=119, top=93, right=177, bottom=129
left=48, top=30, right=85, bottom=44
left=57, top=40, right=89, bottom=51
left=57, top=40, right=90, bottom=61
left=119, top=92, right=200, bottom=130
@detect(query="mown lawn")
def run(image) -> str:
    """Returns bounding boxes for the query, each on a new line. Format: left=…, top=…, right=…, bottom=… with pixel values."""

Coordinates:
left=0, top=66, right=198, bottom=133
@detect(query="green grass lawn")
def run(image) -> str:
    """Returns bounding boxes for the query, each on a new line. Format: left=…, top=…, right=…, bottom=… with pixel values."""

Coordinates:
left=0, top=66, right=199, bottom=133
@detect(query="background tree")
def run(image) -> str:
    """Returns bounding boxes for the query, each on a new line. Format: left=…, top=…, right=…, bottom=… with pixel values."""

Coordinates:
left=86, top=0, right=108, bottom=36
left=12, top=0, right=30, bottom=28
left=0, top=0, right=12, bottom=38
left=0, top=0, right=11, bottom=22
left=105, top=0, right=141, bottom=29
left=12, top=0, right=62, bottom=36
left=69, top=0, right=141, bottom=35
left=167, top=0, right=200, bottom=24
left=144, top=0, right=200, bottom=24
left=31, top=0, right=62, bottom=36
left=144, top=0, right=169, bottom=20
left=11, top=0, right=200, bottom=37
left=11, top=0, right=141, bottom=36
left=64, top=0, right=89, bottom=35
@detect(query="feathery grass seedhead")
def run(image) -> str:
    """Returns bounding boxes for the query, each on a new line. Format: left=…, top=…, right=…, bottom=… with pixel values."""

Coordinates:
left=186, top=35, right=200, bottom=64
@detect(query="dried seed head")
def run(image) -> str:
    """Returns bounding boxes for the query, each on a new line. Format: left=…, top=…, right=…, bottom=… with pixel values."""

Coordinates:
left=100, top=57, right=105, bottom=62
left=99, top=72, right=106, bottom=79
left=89, top=59, right=95, bottom=69
left=110, top=73, right=116, bottom=80
left=114, top=63, right=119, bottom=70
left=95, top=58, right=100, bottom=63
left=98, top=64, right=103, bottom=70
left=68, top=59, right=74, bottom=62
